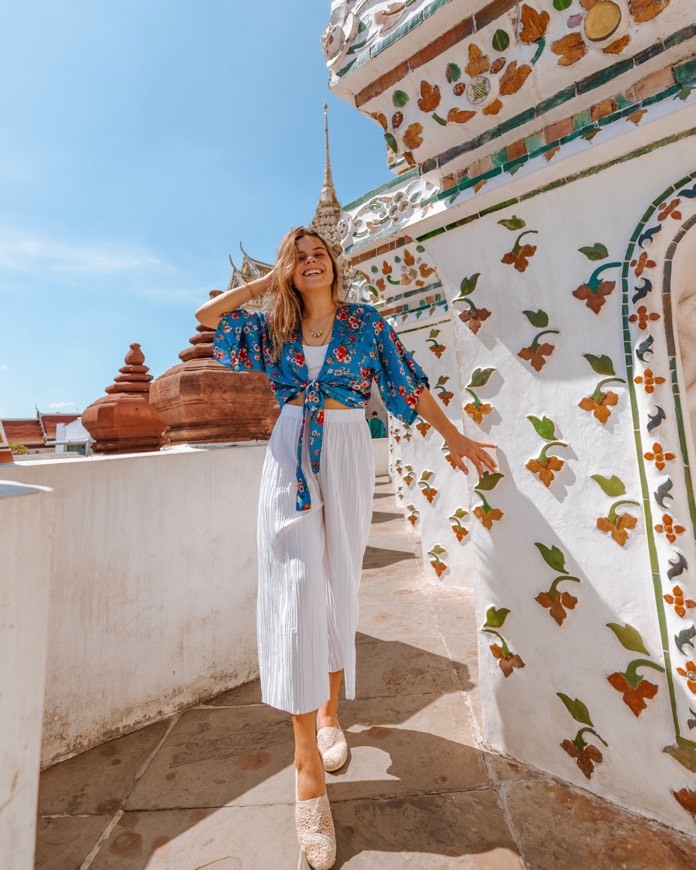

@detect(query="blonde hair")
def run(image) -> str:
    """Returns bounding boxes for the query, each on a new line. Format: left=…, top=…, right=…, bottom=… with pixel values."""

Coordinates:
left=266, top=226, right=342, bottom=360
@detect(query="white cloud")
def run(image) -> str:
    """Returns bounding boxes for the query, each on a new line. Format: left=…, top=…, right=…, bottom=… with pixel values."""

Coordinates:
left=48, top=401, right=77, bottom=410
left=0, top=226, right=162, bottom=277
left=0, top=364, right=8, bottom=373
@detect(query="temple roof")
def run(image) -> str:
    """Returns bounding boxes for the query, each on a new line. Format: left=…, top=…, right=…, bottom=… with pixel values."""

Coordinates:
left=2, top=412, right=81, bottom=448
left=226, top=243, right=273, bottom=292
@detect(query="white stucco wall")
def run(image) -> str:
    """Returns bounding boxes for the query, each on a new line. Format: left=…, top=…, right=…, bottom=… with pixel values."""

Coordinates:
left=3, top=446, right=266, bottom=766
left=342, top=82, right=696, bottom=835
left=0, top=482, right=53, bottom=870
left=3, top=435, right=388, bottom=768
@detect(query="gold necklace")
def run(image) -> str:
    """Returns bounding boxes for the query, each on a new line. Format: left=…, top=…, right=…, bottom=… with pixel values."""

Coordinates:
left=304, top=310, right=335, bottom=339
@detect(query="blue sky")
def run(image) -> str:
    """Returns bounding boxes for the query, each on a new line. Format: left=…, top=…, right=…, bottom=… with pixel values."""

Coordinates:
left=0, top=2, right=389, bottom=417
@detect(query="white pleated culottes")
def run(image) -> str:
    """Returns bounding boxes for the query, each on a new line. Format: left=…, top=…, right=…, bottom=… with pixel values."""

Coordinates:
left=257, top=403, right=374, bottom=715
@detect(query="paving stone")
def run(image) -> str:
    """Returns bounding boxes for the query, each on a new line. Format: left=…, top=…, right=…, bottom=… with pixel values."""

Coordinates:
left=359, top=591, right=438, bottom=641
left=35, top=815, right=113, bottom=870
left=124, top=705, right=295, bottom=810
left=504, top=780, right=696, bottom=870
left=37, top=718, right=171, bottom=815
left=88, top=805, right=299, bottom=869
left=325, top=692, right=489, bottom=802
left=355, top=634, right=471, bottom=700
left=331, top=790, right=523, bottom=868
left=483, top=753, right=546, bottom=784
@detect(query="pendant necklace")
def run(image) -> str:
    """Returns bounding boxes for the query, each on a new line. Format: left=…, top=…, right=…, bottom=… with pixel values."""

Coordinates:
left=305, top=310, right=335, bottom=340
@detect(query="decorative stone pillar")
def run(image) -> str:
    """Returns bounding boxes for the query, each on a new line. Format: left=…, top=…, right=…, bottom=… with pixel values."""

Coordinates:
left=150, top=292, right=279, bottom=445
left=0, top=421, right=13, bottom=464
left=82, top=344, right=166, bottom=454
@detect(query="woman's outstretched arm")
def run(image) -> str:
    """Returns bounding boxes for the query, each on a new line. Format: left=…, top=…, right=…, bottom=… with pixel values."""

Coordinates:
left=195, top=270, right=274, bottom=329
left=414, top=388, right=496, bottom=478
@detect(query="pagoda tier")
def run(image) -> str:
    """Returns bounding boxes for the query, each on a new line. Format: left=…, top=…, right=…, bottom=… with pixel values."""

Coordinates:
left=150, top=291, right=280, bottom=445
left=82, top=344, right=166, bottom=454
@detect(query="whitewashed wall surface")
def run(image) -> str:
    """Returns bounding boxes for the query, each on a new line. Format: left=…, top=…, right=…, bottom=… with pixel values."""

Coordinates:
left=333, top=0, right=696, bottom=833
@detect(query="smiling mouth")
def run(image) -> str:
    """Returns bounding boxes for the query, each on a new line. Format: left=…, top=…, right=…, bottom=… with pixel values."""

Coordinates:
left=303, top=269, right=323, bottom=277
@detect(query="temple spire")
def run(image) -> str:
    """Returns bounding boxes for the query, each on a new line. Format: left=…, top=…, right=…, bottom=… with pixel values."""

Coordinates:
left=312, top=103, right=343, bottom=254
left=322, top=102, right=335, bottom=195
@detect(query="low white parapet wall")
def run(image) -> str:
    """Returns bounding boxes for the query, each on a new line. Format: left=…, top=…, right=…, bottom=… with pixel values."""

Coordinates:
left=3, top=445, right=267, bottom=767
left=0, top=482, right=53, bottom=870
left=372, top=435, right=389, bottom=475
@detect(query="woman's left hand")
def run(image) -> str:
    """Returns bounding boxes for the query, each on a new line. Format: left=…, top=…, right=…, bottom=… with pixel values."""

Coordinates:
left=414, top=387, right=497, bottom=476
left=445, top=428, right=497, bottom=477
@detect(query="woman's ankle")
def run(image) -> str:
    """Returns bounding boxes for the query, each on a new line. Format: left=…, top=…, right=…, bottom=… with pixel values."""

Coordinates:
left=316, top=708, right=340, bottom=730
left=295, top=749, right=326, bottom=800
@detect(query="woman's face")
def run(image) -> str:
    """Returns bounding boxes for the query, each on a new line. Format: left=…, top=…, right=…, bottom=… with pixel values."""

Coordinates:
left=292, top=235, right=334, bottom=295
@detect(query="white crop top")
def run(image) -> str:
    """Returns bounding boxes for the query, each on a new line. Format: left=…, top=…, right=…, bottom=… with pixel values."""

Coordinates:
left=302, top=343, right=329, bottom=380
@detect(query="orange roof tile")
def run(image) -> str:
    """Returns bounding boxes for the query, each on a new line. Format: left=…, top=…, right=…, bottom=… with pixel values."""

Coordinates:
left=2, top=419, right=44, bottom=447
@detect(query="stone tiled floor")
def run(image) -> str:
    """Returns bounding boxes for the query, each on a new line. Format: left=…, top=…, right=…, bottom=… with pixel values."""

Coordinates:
left=36, top=475, right=696, bottom=869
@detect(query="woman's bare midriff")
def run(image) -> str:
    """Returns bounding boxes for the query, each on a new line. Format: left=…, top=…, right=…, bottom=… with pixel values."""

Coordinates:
left=287, top=396, right=352, bottom=410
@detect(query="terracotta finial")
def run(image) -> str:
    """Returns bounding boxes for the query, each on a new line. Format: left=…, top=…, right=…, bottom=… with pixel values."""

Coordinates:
left=149, top=288, right=280, bottom=445
left=82, top=344, right=166, bottom=454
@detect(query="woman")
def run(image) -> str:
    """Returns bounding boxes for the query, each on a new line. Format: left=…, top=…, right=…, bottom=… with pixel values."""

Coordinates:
left=195, top=227, right=495, bottom=869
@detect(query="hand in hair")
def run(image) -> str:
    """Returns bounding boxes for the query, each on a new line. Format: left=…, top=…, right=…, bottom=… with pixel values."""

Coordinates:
left=195, top=269, right=275, bottom=329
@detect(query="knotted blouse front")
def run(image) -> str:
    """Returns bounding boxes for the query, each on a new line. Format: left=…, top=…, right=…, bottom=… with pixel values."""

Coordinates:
left=213, top=302, right=429, bottom=511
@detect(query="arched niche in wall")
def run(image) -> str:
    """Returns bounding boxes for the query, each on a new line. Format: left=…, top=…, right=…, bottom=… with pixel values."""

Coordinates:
left=623, top=170, right=696, bottom=755
left=671, top=220, right=696, bottom=465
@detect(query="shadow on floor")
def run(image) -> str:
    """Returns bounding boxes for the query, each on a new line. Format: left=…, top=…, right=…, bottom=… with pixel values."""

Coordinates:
left=362, top=545, right=416, bottom=570
left=37, top=633, right=505, bottom=869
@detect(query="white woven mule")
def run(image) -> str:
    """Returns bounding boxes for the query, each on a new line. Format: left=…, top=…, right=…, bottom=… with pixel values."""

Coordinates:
left=295, top=788, right=336, bottom=870
left=317, top=726, right=348, bottom=772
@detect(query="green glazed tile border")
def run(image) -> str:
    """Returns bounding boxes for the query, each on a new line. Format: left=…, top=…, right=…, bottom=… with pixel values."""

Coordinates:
left=415, top=123, right=696, bottom=240
left=345, top=72, right=696, bottom=256
left=426, top=25, right=696, bottom=171
left=343, top=166, right=420, bottom=212
left=374, top=279, right=443, bottom=306
left=342, top=44, right=695, bottom=225
left=418, top=72, right=696, bottom=220
left=621, top=169, right=696, bottom=748
left=674, top=57, right=696, bottom=84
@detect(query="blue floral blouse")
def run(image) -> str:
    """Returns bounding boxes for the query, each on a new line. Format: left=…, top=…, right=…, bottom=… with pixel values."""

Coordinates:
left=213, top=302, right=429, bottom=511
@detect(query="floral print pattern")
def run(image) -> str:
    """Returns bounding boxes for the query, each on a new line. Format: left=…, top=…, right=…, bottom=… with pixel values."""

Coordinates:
left=214, top=303, right=429, bottom=510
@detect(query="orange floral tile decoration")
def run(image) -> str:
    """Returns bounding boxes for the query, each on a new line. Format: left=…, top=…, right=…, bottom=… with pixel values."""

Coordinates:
left=459, top=307, right=491, bottom=333
left=572, top=280, right=615, bottom=314
left=663, top=586, right=696, bottom=618
left=490, top=643, right=525, bottom=677
left=561, top=740, right=602, bottom=780
left=607, top=673, right=659, bottom=717
left=630, top=251, right=656, bottom=277
left=634, top=369, right=665, bottom=393
left=657, top=198, right=682, bottom=222
left=676, top=660, right=696, bottom=694
left=628, top=305, right=660, bottom=330
left=464, top=402, right=493, bottom=424
left=654, top=513, right=686, bottom=543
left=474, top=506, right=504, bottom=529
left=578, top=391, right=618, bottom=423
left=430, top=558, right=447, bottom=578
left=526, top=456, right=564, bottom=487
left=502, top=239, right=537, bottom=272
left=535, top=589, right=577, bottom=626
left=518, top=342, right=555, bottom=372
left=672, top=788, right=696, bottom=822
left=596, top=513, right=637, bottom=546
left=643, top=442, right=675, bottom=471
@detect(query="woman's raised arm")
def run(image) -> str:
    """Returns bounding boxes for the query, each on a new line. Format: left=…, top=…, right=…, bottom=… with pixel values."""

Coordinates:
left=194, top=269, right=275, bottom=329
